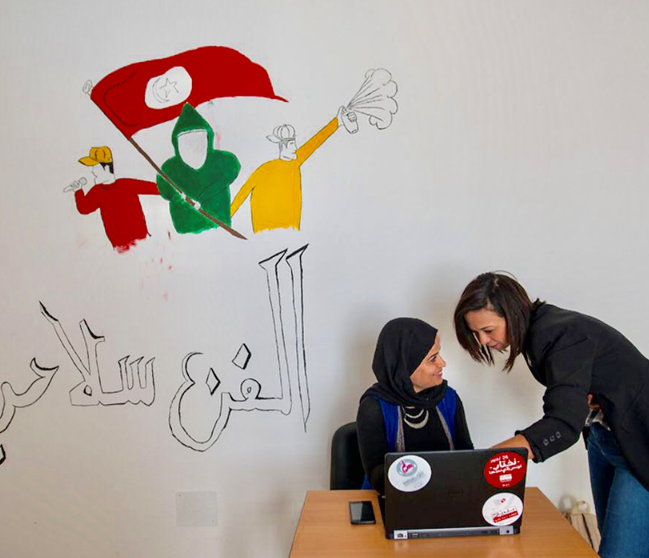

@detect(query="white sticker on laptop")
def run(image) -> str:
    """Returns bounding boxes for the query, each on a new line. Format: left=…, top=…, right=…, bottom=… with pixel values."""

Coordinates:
left=387, top=455, right=431, bottom=492
left=482, top=493, right=523, bottom=526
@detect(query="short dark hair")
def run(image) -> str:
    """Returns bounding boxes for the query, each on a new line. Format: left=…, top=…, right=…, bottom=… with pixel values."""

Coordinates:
left=100, top=161, right=115, bottom=174
left=453, top=272, right=541, bottom=372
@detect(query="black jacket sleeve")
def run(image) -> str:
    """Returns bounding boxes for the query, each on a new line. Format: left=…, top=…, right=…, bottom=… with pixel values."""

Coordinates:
left=356, top=397, right=389, bottom=493
left=454, top=395, right=474, bottom=450
left=519, top=335, right=593, bottom=461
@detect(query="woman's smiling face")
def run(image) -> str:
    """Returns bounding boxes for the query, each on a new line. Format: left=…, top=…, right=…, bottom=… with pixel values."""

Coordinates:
left=465, top=308, right=510, bottom=352
left=410, top=335, right=446, bottom=393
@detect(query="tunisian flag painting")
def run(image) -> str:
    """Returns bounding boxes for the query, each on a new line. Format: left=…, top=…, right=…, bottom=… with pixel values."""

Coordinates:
left=91, top=46, right=287, bottom=138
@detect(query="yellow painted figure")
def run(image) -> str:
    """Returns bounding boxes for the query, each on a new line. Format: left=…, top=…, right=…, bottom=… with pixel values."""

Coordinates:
left=231, top=107, right=354, bottom=233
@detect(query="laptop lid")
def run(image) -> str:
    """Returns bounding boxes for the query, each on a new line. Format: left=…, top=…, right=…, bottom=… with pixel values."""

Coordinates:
left=382, top=448, right=528, bottom=539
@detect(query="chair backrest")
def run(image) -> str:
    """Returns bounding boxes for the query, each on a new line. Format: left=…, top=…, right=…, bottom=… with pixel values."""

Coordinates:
left=330, top=421, right=366, bottom=490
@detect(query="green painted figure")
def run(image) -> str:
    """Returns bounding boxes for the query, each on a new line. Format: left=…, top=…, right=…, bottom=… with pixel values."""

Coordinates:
left=157, top=104, right=241, bottom=234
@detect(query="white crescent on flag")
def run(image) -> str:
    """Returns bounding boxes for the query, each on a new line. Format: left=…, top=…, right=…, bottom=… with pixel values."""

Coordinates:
left=145, top=66, right=193, bottom=109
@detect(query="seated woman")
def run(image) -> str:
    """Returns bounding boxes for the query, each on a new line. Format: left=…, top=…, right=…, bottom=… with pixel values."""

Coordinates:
left=357, top=317, right=474, bottom=493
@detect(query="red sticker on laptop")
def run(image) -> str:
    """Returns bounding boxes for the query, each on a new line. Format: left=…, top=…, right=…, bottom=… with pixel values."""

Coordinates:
left=484, top=452, right=526, bottom=488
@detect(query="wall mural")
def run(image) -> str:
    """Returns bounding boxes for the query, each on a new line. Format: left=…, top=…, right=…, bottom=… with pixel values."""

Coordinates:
left=67, top=46, right=399, bottom=250
left=23, top=46, right=399, bottom=460
left=40, top=303, right=156, bottom=406
left=70, top=45, right=287, bottom=246
left=169, top=244, right=310, bottom=451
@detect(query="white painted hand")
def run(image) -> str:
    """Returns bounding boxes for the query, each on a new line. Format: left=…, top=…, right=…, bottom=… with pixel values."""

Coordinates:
left=63, top=178, right=87, bottom=193
left=338, top=106, right=359, bottom=134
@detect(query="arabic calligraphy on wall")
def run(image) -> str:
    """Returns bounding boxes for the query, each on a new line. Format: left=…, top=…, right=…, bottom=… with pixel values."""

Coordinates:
left=1, top=244, right=312, bottom=463
left=169, top=244, right=311, bottom=451
left=41, top=303, right=156, bottom=407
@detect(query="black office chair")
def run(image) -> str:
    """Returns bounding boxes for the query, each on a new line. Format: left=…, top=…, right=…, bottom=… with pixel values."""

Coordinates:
left=330, top=421, right=366, bottom=490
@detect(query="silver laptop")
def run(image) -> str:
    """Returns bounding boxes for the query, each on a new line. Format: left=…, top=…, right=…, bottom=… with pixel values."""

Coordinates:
left=381, top=448, right=528, bottom=540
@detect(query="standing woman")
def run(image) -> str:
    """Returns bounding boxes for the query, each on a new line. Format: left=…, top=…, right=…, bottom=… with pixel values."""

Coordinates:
left=357, top=317, right=474, bottom=494
left=454, top=272, right=649, bottom=558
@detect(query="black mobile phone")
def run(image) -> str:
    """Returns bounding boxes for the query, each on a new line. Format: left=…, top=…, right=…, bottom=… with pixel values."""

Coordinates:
left=349, top=500, right=376, bottom=525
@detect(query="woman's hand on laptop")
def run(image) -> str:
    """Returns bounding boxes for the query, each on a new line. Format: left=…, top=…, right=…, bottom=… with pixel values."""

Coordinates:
left=491, top=434, right=535, bottom=461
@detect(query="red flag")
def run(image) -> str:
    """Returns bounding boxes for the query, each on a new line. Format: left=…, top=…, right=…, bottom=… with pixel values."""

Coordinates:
left=91, top=46, right=287, bottom=138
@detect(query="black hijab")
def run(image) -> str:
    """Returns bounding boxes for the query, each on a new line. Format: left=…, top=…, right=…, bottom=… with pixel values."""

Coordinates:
left=360, top=317, right=448, bottom=409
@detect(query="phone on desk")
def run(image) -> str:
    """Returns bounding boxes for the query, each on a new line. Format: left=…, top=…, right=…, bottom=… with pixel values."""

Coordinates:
left=349, top=501, right=376, bottom=525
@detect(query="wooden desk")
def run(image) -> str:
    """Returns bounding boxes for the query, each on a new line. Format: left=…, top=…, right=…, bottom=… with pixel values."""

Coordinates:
left=290, top=488, right=598, bottom=557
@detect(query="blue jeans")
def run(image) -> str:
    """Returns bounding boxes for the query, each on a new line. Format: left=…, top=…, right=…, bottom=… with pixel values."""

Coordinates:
left=588, top=423, right=649, bottom=558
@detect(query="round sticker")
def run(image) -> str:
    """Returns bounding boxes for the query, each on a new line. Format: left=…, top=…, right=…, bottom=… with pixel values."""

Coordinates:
left=387, top=455, right=432, bottom=492
left=482, top=493, right=524, bottom=526
left=484, top=452, right=526, bottom=488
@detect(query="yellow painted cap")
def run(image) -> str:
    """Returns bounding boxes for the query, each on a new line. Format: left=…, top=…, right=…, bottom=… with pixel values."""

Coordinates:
left=79, top=146, right=113, bottom=166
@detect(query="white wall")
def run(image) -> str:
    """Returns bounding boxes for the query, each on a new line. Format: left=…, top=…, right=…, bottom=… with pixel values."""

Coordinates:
left=2, top=1, right=649, bottom=556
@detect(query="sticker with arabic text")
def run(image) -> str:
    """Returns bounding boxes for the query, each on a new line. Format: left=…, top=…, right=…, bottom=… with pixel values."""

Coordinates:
left=482, top=493, right=523, bottom=526
left=484, top=452, right=526, bottom=488
left=387, top=455, right=431, bottom=492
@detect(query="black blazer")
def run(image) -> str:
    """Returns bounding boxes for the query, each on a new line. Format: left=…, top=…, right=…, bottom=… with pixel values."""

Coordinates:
left=519, top=303, right=649, bottom=492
